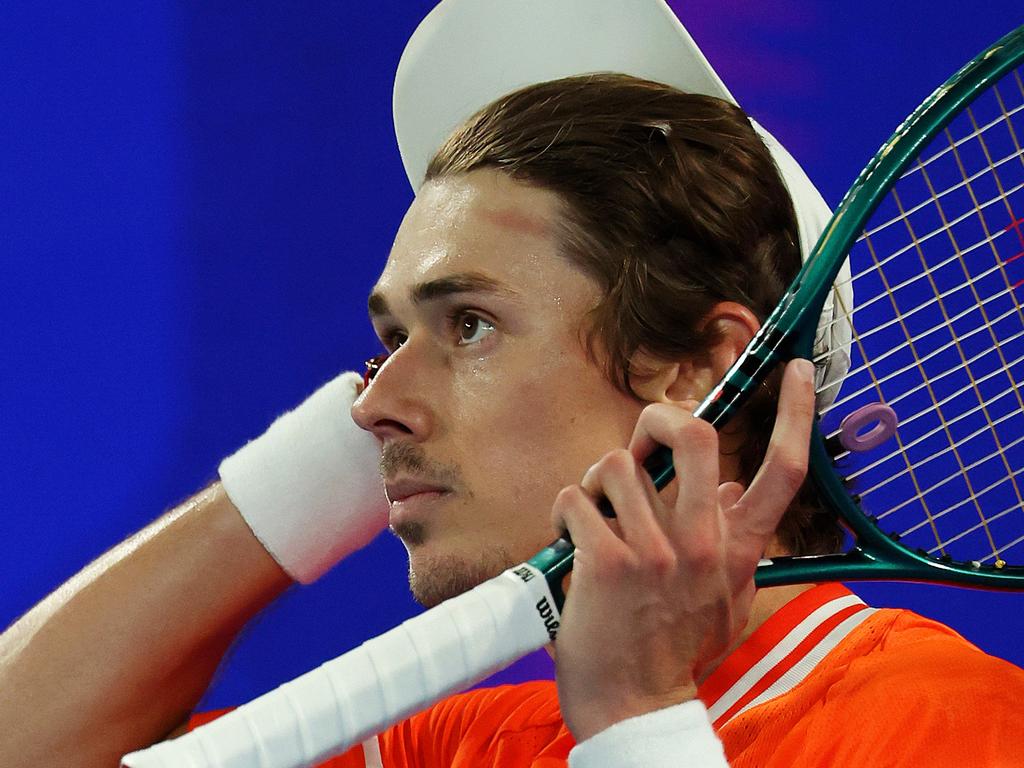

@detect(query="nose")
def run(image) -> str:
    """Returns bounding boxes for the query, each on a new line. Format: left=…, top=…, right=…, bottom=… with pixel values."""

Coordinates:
left=351, top=345, right=434, bottom=443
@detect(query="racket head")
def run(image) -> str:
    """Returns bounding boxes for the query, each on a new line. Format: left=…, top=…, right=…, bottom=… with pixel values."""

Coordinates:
left=751, top=25, right=1024, bottom=589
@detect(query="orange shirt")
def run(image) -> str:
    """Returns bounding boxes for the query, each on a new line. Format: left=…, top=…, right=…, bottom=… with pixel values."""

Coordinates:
left=191, top=584, right=1024, bottom=766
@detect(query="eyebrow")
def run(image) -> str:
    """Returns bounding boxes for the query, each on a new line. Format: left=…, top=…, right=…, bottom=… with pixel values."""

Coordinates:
left=367, top=272, right=521, bottom=318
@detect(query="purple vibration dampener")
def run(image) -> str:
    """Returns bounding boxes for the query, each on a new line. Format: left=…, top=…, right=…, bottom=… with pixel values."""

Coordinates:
left=838, top=402, right=899, bottom=453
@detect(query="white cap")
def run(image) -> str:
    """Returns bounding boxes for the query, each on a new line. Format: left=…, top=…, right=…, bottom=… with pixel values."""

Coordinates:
left=393, top=0, right=851, bottom=404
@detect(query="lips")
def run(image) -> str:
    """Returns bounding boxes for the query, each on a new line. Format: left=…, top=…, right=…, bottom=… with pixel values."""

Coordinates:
left=385, top=477, right=451, bottom=504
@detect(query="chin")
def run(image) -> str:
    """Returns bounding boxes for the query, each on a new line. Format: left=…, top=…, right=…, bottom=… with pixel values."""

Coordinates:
left=406, top=545, right=516, bottom=608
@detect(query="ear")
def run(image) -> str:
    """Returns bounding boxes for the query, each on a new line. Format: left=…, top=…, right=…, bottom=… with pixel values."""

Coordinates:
left=628, top=301, right=761, bottom=404
left=702, top=301, right=762, bottom=381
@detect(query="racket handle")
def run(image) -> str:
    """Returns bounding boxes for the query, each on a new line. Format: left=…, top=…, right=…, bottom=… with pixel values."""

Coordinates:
left=121, top=563, right=559, bottom=768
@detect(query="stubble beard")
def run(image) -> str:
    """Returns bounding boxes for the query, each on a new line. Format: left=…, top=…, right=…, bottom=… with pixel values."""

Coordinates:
left=402, top=530, right=517, bottom=608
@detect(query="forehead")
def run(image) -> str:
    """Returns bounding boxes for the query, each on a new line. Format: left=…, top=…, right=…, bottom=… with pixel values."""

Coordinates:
left=374, top=170, right=578, bottom=296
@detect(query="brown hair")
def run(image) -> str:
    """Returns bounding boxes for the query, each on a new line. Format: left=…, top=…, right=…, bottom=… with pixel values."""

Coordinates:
left=427, top=73, right=842, bottom=555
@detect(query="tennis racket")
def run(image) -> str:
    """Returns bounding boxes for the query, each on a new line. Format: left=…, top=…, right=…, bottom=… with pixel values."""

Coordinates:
left=123, top=23, right=1024, bottom=768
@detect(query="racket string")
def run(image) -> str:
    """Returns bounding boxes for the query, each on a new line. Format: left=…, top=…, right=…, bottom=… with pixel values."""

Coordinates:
left=897, top=471, right=1019, bottom=539
left=862, top=203, right=982, bottom=557
left=815, top=251, right=1022, bottom=390
left=896, top=100, right=1024, bottom=182
left=979, top=530, right=1024, bottom=564
left=865, top=143, right=1024, bottom=239
left=809, top=167, right=1024, bottom=336
left=824, top=63, right=1024, bottom=567
left=834, top=354, right=1024, bottom=467
left=851, top=396, right=1023, bottom=494
left=958, top=102, right=1024, bottom=358
left=850, top=173, right=1024, bottom=286
left=822, top=316, right=1024, bottom=421
left=927, top=500, right=1023, bottom=555
left=870, top=431, right=1024, bottom=528
left=911, top=145, right=1024, bottom=550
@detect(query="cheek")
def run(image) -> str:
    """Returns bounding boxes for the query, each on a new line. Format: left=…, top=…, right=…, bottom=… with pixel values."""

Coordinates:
left=451, top=342, right=640, bottom=507
left=449, top=350, right=560, bottom=458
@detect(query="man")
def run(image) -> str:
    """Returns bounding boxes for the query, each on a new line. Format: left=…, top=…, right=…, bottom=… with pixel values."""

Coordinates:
left=2, top=3, right=1022, bottom=767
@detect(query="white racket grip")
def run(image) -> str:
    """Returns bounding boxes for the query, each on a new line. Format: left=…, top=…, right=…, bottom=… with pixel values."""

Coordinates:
left=121, top=563, right=560, bottom=768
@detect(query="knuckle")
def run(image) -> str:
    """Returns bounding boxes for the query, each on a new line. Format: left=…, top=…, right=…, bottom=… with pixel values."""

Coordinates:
left=549, top=505, right=564, bottom=532
left=672, top=416, right=716, bottom=451
left=603, top=448, right=636, bottom=476
left=585, top=449, right=636, bottom=489
left=639, top=403, right=717, bottom=450
left=554, top=484, right=588, bottom=509
left=552, top=485, right=589, bottom=526
left=681, top=534, right=719, bottom=572
left=639, top=402, right=668, bottom=420
left=590, top=543, right=634, bottom=580
left=616, top=548, right=645, bottom=577
left=645, top=541, right=678, bottom=577
left=637, top=402, right=673, bottom=431
left=763, top=453, right=808, bottom=492
left=687, top=416, right=718, bottom=442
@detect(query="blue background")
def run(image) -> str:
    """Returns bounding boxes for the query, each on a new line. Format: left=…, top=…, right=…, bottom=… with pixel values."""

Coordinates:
left=3, top=1, right=1023, bottom=710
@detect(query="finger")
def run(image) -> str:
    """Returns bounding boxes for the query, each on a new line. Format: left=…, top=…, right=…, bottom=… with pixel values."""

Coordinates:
left=581, top=449, right=671, bottom=553
left=551, top=484, right=630, bottom=566
left=627, top=403, right=723, bottom=547
left=717, top=481, right=745, bottom=511
left=737, top=358, right=815, bottom=536
left=625, top=400, right=699, bottom=462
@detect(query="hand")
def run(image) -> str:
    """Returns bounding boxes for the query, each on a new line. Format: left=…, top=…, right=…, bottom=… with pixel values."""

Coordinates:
left=551, top=359, right=815, bottom=742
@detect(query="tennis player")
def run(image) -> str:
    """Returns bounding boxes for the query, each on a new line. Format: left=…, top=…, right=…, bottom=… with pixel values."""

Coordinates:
left=2, top=2, right=1023, bottom=767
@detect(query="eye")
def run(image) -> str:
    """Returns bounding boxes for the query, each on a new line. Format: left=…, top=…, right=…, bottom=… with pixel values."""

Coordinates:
left=383, top=329, right=408, bottom=352
left=454, top=312, right=495, bottom=345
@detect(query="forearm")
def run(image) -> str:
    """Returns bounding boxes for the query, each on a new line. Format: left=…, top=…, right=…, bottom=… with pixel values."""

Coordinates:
left=0, top=483, right=292, bottom=768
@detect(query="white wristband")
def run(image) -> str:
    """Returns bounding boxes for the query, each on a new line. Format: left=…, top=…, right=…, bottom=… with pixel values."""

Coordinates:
left=218, top=371, right=389, bottom=584
left=568, top=700, right=728, bottom=768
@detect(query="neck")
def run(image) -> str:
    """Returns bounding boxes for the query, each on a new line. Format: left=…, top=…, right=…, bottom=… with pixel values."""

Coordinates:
left=695, top=583, right=813, bottom=685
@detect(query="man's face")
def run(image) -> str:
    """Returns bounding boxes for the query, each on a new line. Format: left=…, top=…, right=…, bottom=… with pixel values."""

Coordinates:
left=352, top=169, right=645, bottom=606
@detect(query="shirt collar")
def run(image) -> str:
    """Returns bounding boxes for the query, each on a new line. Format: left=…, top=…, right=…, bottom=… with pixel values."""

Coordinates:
left=698, top=583, right=875, bottom=729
